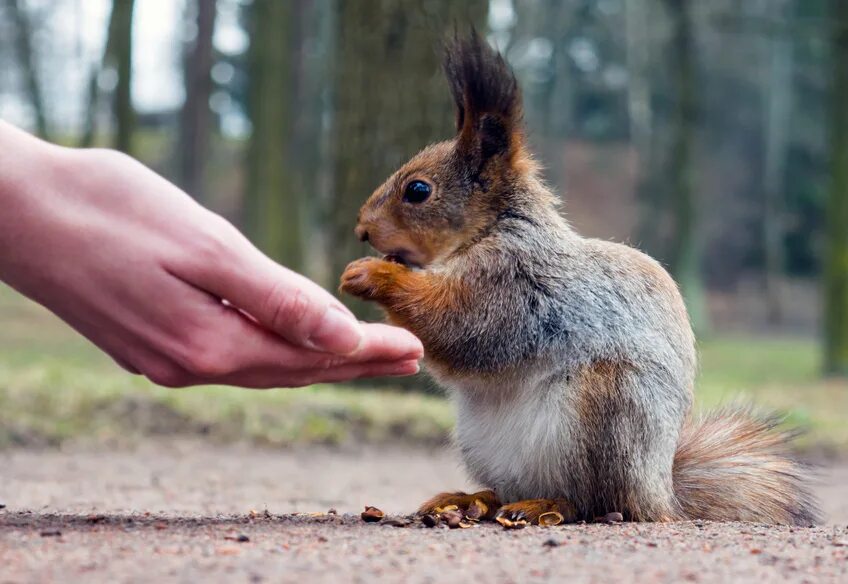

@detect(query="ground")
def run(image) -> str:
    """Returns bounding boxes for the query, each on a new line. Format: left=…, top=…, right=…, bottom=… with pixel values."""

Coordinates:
left=3, top=289, right=848, bottom=582
left=1, top=442, right=847, bottom=583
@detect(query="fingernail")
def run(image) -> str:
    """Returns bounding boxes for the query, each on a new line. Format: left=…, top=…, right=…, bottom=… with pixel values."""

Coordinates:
left=306, top=304, right=364, bottom=355
left=405, top=339, right=425, bottom=360
left=390, top=360, right=420, bottom=376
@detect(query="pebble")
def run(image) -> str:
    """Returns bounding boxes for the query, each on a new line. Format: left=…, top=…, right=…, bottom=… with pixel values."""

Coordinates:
left=599, top=512, right=623, bottom=524
left=40, top=529, right=62, bottom=537
left=224, top=534, right=250, bottom=543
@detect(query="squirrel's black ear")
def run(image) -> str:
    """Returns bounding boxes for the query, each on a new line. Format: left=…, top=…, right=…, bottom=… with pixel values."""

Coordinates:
left=443, top=31, right=523, bottom=166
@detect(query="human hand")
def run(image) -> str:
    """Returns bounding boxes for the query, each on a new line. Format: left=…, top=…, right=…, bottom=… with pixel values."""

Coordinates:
left=0, top=123, right=423, bottom=388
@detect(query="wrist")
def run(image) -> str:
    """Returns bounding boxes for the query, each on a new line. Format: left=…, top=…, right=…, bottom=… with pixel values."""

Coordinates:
left=0, top=121, right=74, bottom=295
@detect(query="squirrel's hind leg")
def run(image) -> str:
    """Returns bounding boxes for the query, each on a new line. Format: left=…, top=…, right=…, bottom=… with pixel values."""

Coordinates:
left=418, top=490, right=500, bottom=519
left=495, top=499, right=578, bottom=525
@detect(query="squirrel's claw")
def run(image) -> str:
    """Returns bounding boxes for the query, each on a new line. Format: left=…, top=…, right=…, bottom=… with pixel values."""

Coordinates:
left=495, top=499, right=577, bottom=526
left=495, top=507, right=527, bottom=522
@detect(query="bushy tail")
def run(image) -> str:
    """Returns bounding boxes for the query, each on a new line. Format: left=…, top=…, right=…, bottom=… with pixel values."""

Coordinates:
left=672, top=406, right=821, bottom=526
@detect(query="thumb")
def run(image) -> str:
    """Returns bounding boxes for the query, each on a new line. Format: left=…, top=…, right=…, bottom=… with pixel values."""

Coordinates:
left=181, top=236, right=365, bottom=355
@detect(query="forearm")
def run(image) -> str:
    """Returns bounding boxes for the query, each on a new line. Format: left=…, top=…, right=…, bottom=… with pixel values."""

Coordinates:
left=0, top=121, right=68, bottom=298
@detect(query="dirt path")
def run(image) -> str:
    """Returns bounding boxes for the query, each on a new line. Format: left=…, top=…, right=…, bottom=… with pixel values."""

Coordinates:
left=1, top=442, right=846, bottom=583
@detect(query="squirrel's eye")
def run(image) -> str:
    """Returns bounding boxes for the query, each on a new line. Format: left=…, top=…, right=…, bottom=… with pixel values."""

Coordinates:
left=403, top=180, right=432, bottom=204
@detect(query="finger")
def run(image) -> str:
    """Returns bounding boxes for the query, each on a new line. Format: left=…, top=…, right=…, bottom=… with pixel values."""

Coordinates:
left=168, top=289, right=422, bottom=375
left=223, top=311, right=423, bottom=370
left=175, top=235, right=365, bottom=355
left=212, top=359, right=422, bottom=389
left=354, top=323, right=424, bottom=361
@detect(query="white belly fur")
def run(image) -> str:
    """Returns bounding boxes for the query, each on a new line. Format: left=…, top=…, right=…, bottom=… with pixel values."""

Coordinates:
left=444, top=368, right=579, bottom=503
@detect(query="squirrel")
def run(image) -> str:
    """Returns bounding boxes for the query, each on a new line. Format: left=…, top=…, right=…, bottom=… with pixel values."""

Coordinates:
left=340, top=32, right=820, bottom=526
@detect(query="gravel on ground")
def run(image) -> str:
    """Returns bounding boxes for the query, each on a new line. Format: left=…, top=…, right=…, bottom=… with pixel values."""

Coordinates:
left=1, top=441, right=846, bottom=583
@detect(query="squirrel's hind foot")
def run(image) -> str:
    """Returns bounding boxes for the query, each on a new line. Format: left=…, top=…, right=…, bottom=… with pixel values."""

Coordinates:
left=495, top=498, right=577, bottom=525
left=417, top=490, right=500, bottom=519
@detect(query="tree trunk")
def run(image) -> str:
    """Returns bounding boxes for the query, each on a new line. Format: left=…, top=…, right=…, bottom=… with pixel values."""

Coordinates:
left=328, top=0, right=487, bottom=312
left=824, top=0, right=848, bottom=376
left=286, top=0, right=336, bottom=286
left=244, top=0, right=303, bottom=270
left=179, top=0, right=217, bottom=201
left=78, top=0, right=118, bottom=148
left=626, top=0, right=665, bottom=259
left=110, top=0, right=136, bottom=154
left=6, top=0, right=50, bottom=139
left=78, top=65, right=102, bottom=148
left=663, top=0, right=707, bottom=334
left=761, top=0, right=794, bottom=326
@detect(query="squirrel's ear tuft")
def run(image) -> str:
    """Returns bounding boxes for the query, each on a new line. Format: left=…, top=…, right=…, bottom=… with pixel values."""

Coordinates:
left=443, top=30, right=523, bottom=166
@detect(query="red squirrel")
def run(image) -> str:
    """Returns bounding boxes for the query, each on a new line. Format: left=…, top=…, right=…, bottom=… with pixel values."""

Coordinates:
left=340, top=33, right=819, bottom=526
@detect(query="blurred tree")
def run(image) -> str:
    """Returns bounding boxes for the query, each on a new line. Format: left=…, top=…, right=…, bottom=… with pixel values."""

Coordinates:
left=5, top=0, right=49, bottom=139
left=761, top=0, right=794, bottom=325
left=110, top=0, right=136, bottom=154
left=243, top=0, right=303, bottom=270
left=627, top=0, right=669, bottom=260
left=328, top=0, right=486, bottom=308
left=286, top=0, right=337, bottom=285
left=663, top=0, right=706, bottom=333
left=179, top=0, right=217, bottom=201
left=77, top=59, right=103, bottom=147
left=78, top=0, right=127, bottom=148
left=824, top=0, right=848, bottom=376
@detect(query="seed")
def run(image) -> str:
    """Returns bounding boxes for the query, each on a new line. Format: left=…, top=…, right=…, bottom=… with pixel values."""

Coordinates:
left=421, top=514, right=440, bottom=528
left=465, top=501, right=487, bottom=521
left=538, top=511, right=565, bottom=527
left=603, top=512, right=624, bottom=523
left=433, top=505, right=458, bottom=514
left=542, top=538, right=562, bottom=548
left=361, top=506, right=385, bottom=523
left=442, top=510, right=463, bottom=528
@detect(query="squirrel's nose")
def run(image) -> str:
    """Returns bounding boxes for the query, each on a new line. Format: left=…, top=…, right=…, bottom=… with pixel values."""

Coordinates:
left=355, top=225, right=369, bottom=243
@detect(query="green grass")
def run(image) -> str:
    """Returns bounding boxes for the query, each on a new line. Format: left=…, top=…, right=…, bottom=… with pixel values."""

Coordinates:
left=696, top=337, right=848, bottom=452
left=0, top=285, right=452, bottom=448
left=1, top=284, right=846, bottom=452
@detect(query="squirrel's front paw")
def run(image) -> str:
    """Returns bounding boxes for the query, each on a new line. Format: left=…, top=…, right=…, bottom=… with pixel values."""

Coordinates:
left=495, top=498, right=577, bottom=526
left=340, top=257, right=403, bottom=301
left=418, top=490, right=500, bottom=520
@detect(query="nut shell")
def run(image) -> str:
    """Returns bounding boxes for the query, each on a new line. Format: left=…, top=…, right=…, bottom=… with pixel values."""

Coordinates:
left=538, top=511, right=565, bottom=527
left=361, top=506, right=385, bottom=523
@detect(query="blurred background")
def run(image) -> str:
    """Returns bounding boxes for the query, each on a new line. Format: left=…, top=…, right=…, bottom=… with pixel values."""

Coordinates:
left=0, top=0, right=847, bottom=455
